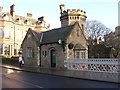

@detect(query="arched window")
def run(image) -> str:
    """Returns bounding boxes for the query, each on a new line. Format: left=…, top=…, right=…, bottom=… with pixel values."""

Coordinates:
left=77, top=30, right=80, bottom=37
left=81, top=24, right=84, bottom=33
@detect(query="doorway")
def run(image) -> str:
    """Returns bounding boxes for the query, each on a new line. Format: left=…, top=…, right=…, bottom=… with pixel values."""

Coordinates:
left=51, top=49, right=56, bottom=67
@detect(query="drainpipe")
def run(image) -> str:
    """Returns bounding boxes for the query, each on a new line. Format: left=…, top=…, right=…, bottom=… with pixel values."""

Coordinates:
left=66, top=39, right=69, bottom=60
left=66, top=43, right=68, bottom=60
left=14, top=24, right=15, bottom=55
left=37, top=46, right=40, bottom=66
left=39, top=32, right=43, bottom=67
left=39, top=44, right=41, bottom=67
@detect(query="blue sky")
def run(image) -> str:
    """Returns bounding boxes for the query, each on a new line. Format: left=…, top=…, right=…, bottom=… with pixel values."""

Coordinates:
left=0, top=0, right=119, bottom=31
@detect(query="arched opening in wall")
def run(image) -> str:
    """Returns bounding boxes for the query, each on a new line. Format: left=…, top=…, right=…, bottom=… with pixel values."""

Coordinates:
left=75, top=17, right=76, bottom=19
left=50, top=49, right=56, bottom=67
left=72, top=17, right=74, bottom=19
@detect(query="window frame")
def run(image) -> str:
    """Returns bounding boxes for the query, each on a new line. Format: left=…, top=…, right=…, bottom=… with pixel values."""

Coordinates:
left=0, top=27, right=3, bottom=38
left=42, top=50, right=47, bottom=58
left=81, top=52, right=85, bottom=59
left=0, top=44, right=3, bottom=54
left=76, top=52, right=80, bottom=59
left=77, top=29, right=80, bottom=37
left=81, top=24, right=84, bottom=33
left=4, top=27, right=10, bottom=39
left=27, top=47, right=32, bottom=58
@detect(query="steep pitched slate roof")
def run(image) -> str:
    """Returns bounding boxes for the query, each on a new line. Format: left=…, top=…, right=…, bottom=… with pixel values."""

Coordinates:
left=23, top=22, right=87, bottom=47
left=40, top=24, right=75, bottom=44
left=0, top=12, right=37, bottom=23
left=15, top=15, right=37, bottom=23
left=21, top=28, right=41, bottom=48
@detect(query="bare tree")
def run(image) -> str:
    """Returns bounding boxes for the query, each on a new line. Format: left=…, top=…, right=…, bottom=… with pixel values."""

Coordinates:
left=86, top=20, right=111, bottom=41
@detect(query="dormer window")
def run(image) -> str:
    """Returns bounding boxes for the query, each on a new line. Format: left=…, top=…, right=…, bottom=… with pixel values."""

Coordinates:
left=24, top=20, right=28, bottom=24
left=15, top=18, right=19, bottom=22
left=16, top=18, right=19, bottom=20
left=1, top=14, right=6, bottom=17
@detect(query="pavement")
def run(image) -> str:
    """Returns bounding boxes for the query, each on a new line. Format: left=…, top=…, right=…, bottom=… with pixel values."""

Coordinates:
left=1, top=64, right=82, bottom=81
left=1, top=64, right=68, bottom=77
left=1, top=64, right=120, bottom=84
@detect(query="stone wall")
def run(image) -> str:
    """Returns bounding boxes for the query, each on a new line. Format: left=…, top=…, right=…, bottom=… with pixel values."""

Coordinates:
left=66, top=58, right=120, bottom=83
left=60, top=4, right=87, bottom=29
left=41, top=43, right=65, bottom=68
left=67, top=24, right=88, bottom=59
left=22, top=31, right=39, bottom=66
left=65, top=70, right=120, bottom=83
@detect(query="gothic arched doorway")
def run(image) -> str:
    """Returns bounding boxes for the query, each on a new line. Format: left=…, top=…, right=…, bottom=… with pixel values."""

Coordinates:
left=50, top=49, right=56, bottom=67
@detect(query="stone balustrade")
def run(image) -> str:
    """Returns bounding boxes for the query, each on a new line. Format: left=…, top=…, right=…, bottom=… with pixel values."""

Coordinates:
left=65, top=58, right=120, bottom=73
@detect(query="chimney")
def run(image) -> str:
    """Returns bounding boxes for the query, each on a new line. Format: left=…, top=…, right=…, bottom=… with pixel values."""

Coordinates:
left=38, top=16, right=44, bottom=22
left=10, top=4, right=15, bottom=17
left=60, top=4, right=65, bottom=14
left=0, top=6, right=3, bottom=12
left=27, top=13, right=32, bottom=18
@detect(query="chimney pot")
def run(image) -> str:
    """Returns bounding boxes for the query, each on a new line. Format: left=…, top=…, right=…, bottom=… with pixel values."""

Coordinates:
left=10, top=4, right=15, bottom=17
left=0, top=6, right=3, bottom=12
left=38, top=16, right=44, bottom=21
left=27, top=13, right=32, bottom=18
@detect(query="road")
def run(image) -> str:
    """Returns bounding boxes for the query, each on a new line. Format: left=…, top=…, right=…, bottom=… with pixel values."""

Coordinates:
left=2, top=67, right=120, bottom=89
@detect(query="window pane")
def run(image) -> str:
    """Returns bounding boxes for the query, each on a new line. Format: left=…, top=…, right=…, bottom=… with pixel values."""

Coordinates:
left=42, top=51, right=44, bottom=56
left=0, top=44, right=3, bottom=54
left=45, top=51, right=47, bottom=57
left=81, top=52, right=85, bottom=59
left=84, top=52, right=85, bottom=58
left=27, top=47, right=32, bottom=58
left=11, top=30, right=14, bottom=39
left=43, top=51, right=47, bottom=57
left=4, top=44, right=10, bottom=55
left=76, top=52, right=79, bottom=59
left=81, top=24, right=84, bottom=33
left=4, top=27, right=10, bottom=38
left=0, top=28, right=3, bottom=38
left=77, top=30, right=80, bottom=37
left=18, top=30, right=23, bottom=39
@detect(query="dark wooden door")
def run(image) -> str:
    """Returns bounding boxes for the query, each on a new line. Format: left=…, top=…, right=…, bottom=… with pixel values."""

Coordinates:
left=51, top=50, right=56, bottom=67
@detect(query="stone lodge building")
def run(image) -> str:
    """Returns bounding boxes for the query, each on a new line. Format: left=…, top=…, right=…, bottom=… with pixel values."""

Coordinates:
left=104, top=26, right=120, bottom=58
left=0, top=4, right=50, bottom=56
left=21, top=4, right=88, bottom=68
